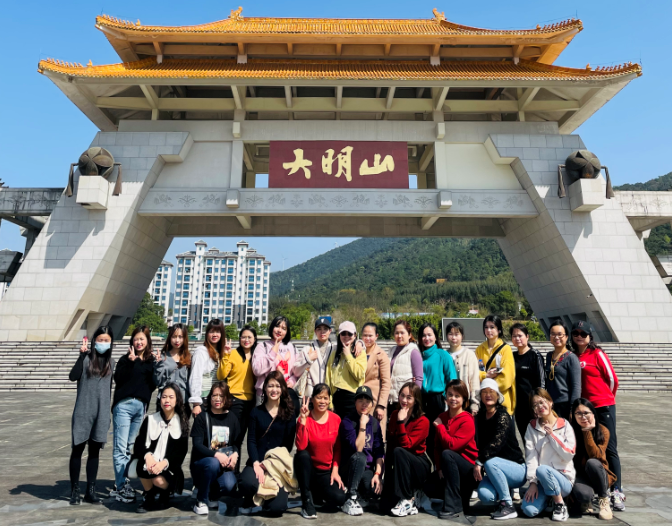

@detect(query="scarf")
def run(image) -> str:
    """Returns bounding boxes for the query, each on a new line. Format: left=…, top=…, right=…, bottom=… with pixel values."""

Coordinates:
left=146, top=412, right=182, bottom=463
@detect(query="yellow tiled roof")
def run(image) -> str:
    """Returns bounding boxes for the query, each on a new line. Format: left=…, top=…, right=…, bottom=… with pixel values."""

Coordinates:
left=95, top=9, right=582, bottom=37
left=38, top=57, right=642, bottom=81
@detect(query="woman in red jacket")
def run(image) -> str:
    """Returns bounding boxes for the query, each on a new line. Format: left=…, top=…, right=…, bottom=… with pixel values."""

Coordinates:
left=294, top=383, right=347, bottom=520
left=381, top=381, right=430, bottom=517
left=570, top=320, right=624, bottom=511
left=431, top=379, right=478, bottom=525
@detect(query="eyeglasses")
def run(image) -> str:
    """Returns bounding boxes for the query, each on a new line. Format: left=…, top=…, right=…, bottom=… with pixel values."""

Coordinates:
left=532, top=401, right=549, bottom=409
left=574, top=411, right=592, bottom=418
left=550, top=333, right=567, bottom=339
left=572, top=331, right=589, bottom=338
left=340, top=332, right=353, bottom=337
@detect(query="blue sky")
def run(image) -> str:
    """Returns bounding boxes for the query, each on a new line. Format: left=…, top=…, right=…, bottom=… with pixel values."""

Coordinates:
left=1, top=0, right=670, bottom=272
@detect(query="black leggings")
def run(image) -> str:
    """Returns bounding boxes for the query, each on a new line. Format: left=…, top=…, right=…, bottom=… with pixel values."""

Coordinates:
left=381, top=447, right=431, bottom=506
left=69, top=440, right=103, bottom=485
left=514, top=398, right=533, bottom=440
left=294, top=450, right=347, bottom=508
left=229, top=397, right=256, bottom=472
left=596, top=405, right=621, bottom=490
left=423, top=392, right=445, bottom=462
left=425, top=449, right=476, bottom=515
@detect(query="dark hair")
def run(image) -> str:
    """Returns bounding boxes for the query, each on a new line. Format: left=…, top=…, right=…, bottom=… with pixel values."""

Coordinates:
left=549, top=319, right=569, bottom=350
left=87, top=326, right=114, bottom=378
left=529, top=387, right=558, bottom=418
left=393, top=320, right=416, bottom=343
left=417, top=323, right=442, bottom=352
left=569, top=330, right=597, bottom=353
left=398, top=381, right=424, bottom=420
left=446, top=379, right=470, bottom=410
left=483, top=315, right=504, bottom=340
left=311, top=383, right=331, bottom=399
left=204, top=319, right=225, bottom=362
left=570, top=398, right=606, bottom=445
left=362, top=322, right=378, bottom=336
left=130, top=325, right=154, bottom=362
left=268, top=316, right=292, bottom=345
left=445, top=321, right=464, bottom=337
left=206, top=381, right=233, bottom=411
left=334, top=323, right=358, bottom=366
left=509, top=322, right=529, bottom=338
left=261, top=371, right=294, bottom=421
left=160, top=323, right=191, bottom=368
left=237, top=325, right=258, bottom=362
left=159, top=383, right=190, bottom=435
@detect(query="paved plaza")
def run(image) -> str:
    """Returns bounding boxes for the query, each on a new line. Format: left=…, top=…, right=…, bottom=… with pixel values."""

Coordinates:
left=0, top=392, right=670, bottom=526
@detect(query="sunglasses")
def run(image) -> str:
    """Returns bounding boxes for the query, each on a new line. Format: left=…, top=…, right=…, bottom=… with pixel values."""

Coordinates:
left=572, top=331, right=589, bottom=338
left=340, top=332, right=354, bottom=337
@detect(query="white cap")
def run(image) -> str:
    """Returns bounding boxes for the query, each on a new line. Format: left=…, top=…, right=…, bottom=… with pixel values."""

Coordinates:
left=338, top=321, right=356, bottom=334
left=480, top=378, right=505, bottom=404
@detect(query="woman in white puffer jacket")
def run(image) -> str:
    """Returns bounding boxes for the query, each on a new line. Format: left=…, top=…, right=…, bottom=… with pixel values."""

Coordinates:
left=522, top=388, right=576, bottom=522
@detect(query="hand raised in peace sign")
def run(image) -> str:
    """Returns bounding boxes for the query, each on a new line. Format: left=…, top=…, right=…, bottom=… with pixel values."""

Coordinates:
left=223, top=338, right=233, bottom=355
left=299, top=396, right=310, bottom=424
left=128, top=344, right=137, bottom=361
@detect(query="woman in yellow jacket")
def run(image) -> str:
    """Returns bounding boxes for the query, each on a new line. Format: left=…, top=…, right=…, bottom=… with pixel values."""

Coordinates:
left=475, top=315, right=516, bottom=416
left=217, top=325, right=257, bottom=472
left=325, top=321, right=367, bottom=418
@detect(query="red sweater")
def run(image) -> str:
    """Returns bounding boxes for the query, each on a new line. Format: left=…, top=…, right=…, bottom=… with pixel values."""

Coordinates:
left=387, top=410, right=429, bottom=456
left=296, top=411, right=341, bottom=471
left=434, top=410, right=478, bottom=466
left=575, top=348, right=618, bottom=408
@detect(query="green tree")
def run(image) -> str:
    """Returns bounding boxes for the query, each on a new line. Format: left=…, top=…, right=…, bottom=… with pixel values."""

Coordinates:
left=225, top=324, right=238, bottom=340
left=126, top=293, right=168, bottom=335
left=278, top=303, right=313, bottom=339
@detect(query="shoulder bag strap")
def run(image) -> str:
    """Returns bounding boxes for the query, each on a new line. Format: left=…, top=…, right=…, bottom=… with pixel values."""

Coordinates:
left=205, top=412, right=211, bottom=447
left=485, top=344, right=506, bottom=371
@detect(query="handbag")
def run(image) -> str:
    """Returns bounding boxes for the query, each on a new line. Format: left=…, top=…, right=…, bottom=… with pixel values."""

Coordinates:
left=126, top=458, right=139, bottom=480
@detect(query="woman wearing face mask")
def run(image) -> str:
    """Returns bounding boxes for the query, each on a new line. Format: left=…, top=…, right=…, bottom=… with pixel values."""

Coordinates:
left=361, top=322, right=391, bottom=437
left=189, top=319, right=225, bottom=417
left=418, top=322, right=457, bottom=461
left=191, top=382, right=241, bottom=515
left=474, top=379, right=526, bottom=521
left=445, top=322, right=480, bottom=415
left=569, top=398, right=614, bottom=520
left=510, top=323, right=545, bottom=439
left=68, top=326, right=115, bottom=506
left=132, top=384, right=189, bottom=513
left=253, top=316, right=308, bottom=414
left=522, top=388, right=576, bottom=522
left=110, top=326, right=157, bottom=504
left=381, top=382, right=431, bottom=518
left=325, top=321, right=367, bottom=418
left=545, top=320, right=581, bottom=420
left=570, top=320, right=623, bottom=511
left=154, top=324, right=191, bottom=409
left=388, top=320, right=423, bottom=415
left=238, top=372, right=297, bottom=516
left=475, top=316, right=516, bottom=416
left=294, top=384, right=347, bottom=520
left=217, top=325, right=257, bottom=471
left=428, top=380, right=478, bottom=525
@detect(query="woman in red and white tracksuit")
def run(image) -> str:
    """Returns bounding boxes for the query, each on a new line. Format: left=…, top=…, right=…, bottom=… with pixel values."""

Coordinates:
left=570, top=320, right=624, bottom=511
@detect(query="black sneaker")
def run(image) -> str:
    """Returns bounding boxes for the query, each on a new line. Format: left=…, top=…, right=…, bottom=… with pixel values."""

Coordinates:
left=301, top=492, right=317, bottom=520
left=438, top=511, right=472, bottom=524
left=491, top=500, right=517, bottom=520
left=551, top=502, right=569, bottom=522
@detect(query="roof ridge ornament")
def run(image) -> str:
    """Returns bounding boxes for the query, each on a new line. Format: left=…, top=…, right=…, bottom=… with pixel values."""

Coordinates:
left=432, top=8, right=446, bottom=21
left=230, top=6, right=243, bottom=21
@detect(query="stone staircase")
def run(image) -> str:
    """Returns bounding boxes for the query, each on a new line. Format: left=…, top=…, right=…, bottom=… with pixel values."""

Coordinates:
left=0, top=340, right=670, bottom=392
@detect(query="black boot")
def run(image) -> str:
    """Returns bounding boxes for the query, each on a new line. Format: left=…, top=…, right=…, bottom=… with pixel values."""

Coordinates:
left=70, top=483, right=81, bottom=505
left=155, top=488, right=171, bottom=510
left=83, top=482, right=101, bottom=505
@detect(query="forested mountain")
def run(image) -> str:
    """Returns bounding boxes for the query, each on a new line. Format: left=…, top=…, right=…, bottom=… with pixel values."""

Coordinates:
left=615, top=171, right=672, bottom=192
left=271, top=238, right=524, bottom=314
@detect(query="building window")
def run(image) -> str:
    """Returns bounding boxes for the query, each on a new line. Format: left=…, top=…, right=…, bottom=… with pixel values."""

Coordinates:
left=248, top=301, right=253, bottom=307
left=182, top=292, right=188, bottom=298
left=181, top=317, right=187, bottom=323
left=204, top=292, right=210, bottom=298
left=227, top=276, right=233, bottom=282
left=181, top=309, right=187, bottom=315
left=226, top=309, right=232, bottom=315
left=204, top=309, right=209, bottom=315
left=207, top=259, right=213, bottom=265
left=204, top=300, right=210, bottom=306
left=226, top=301, right=232, bottom=307
left=226, top=292, right=232, bottom=298
left=182, top=300, right=188, bottom=306
left=184, top=275, right=190, bottom=282
left=184, top=284, right=190, bottom=290
left=203, top=317, right=209, bottom=323
left=227, top=284, right=233, bottom=290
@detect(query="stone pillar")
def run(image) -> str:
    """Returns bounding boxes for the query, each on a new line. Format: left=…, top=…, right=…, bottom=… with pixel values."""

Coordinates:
left=0, top=131, right=193, bottom=341
left=490, top=133, right=672, bottom=343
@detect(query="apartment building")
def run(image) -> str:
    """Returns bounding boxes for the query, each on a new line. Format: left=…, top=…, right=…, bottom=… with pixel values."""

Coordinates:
left=173, top=240, right=270, bottom=331
left=147, top=260, right=173, bottom=320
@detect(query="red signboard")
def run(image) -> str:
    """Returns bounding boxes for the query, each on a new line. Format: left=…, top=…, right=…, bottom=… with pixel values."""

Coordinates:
left=269, top=141, right=409, bottom=188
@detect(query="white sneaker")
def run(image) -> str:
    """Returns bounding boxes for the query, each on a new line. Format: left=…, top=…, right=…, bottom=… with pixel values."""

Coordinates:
left=342, top=497, right=363, bottom=516
left=470, top=490, right=478, bottom=500
left=612, top=489, right=626, bottom=511
left=551, top=503, right=569, bottom=522
left=193, top=501, right=209, bottom=515
left=391, top=498, right=418, bottom=517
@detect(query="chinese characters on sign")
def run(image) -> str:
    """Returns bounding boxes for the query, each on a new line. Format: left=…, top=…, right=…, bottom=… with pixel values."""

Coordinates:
left=270, top=141, right=409, bottom=188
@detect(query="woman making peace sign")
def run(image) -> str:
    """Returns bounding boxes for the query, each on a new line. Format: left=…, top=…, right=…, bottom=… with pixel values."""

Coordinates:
left=217, top=325, right=257, bottom=471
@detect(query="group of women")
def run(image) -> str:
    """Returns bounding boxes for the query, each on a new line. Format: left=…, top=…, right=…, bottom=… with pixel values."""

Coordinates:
left=67, top=314, right=623, bottom=523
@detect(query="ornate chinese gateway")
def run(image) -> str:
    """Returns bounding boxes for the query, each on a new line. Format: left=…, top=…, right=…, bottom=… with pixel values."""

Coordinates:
left=1, top=7, right=670, bottom=342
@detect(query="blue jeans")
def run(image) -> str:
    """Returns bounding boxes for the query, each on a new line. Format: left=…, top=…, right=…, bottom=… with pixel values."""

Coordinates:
left=112, top=398, right=145, bottom=488
left=477, top=457, right=527, bottom=506
left=192, top=457, right=237, bottom=503
left=521, top=465, right=573, bottom=518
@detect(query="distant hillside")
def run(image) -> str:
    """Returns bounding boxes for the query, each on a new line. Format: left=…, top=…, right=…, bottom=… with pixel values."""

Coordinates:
left=615, top=173, right=672, bottom=255
left=271, top=238, right=522, bottom=313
